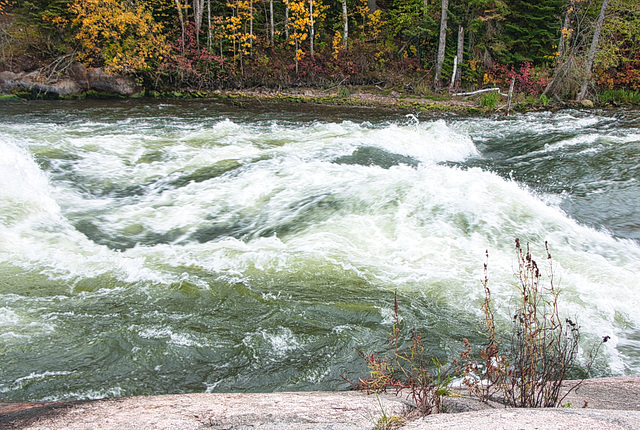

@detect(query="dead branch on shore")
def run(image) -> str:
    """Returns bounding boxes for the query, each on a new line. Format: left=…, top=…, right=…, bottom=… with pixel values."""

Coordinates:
left=452, top=87, right=508, bottom=97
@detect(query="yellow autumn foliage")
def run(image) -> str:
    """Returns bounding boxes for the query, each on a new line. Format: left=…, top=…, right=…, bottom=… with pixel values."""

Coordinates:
left=368, top=10, right=384, bottom=41
left=289, top=0, right=310, bottom=45
left=70, top=0, right=168, bottom=74
left=226, top=0, right=255, bottom=56
left=332, top=30, right=342, bottom=59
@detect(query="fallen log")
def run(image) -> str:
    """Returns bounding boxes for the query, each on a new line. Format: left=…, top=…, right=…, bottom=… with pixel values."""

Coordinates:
left=452, top=87, right=507, bottom=97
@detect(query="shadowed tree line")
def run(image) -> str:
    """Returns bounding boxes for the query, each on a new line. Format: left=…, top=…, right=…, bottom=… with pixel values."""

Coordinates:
left=0, top=0, right=638, bottom=101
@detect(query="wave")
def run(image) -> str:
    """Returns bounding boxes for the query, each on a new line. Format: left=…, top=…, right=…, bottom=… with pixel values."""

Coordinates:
left=1, top=106, right=639, bottom=400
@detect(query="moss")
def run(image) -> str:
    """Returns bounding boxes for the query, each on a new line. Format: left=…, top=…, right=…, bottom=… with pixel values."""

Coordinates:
left=4, top=91, right=62, bottom=100
left=84, top=90, right=126, bottom=99
left=0, top=94, right=20, bottom=101
left=59, top=93, right=88, bottom=100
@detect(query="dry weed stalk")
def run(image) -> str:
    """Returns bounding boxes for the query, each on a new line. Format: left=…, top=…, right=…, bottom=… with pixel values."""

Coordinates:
left=347, top=292, right=451, bottom=416
left=459, top=239, right=606, bottom=408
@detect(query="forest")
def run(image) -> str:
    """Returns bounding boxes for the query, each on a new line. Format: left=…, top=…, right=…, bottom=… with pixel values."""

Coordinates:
left=0, top=0, right=638, bottom=102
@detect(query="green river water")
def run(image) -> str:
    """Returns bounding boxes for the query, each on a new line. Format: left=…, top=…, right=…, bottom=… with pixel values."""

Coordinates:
left=0, top=99, right=639, bottom=401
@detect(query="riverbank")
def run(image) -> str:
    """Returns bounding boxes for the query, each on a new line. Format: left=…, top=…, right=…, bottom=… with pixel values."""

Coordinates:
left=198, top=86, right=613, bottom=114
left=0, top=64, right=603, bottom=114
left=1, top=82, right=599, bottom=116
left=202, top=86, right=485, bottom=114
left=2, top=376, right=639, bottom=429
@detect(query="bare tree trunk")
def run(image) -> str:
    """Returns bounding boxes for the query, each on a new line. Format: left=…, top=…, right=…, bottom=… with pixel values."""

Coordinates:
left=207, top=0, right=212, bottom=49
left=543, top=1, right=574, bottom=97
left=249, top=0, right=254, bottom=52
left=452, top=88, right=501, bottom=96
left=506, top=77, right=515, bottom=115
left=367, top=0, right=377, bottom=14
left=342, top=0, right=348, bottom=49
left=285, top=0, right=290, bottom=40
left=577, top=0, right=609, bottom=101
left=557, top=1, right=573, bottom=65
left=231, top=4, right=238, bottom=57
left=309, top=0, right=315, bottom=58
left=295, top=39, right=299, bottom=74
left=455, top=25, right=464, bottom=89
left=193, top=0, right=205, bottom=47
left=449, top=56, right=457, bottom=90
left=434, top=0, right=449, bottom=90
left=270, top=0, right=275, bottom=46
left=175, top=0, right=185, bottom=52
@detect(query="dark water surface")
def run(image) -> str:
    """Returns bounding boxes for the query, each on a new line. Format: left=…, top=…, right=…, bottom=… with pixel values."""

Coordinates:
left=0, top=99, right=639, bottom=401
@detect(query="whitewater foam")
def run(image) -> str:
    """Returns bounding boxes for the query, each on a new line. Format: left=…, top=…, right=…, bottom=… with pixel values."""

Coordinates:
left=1, top=103, right=639, bottom=401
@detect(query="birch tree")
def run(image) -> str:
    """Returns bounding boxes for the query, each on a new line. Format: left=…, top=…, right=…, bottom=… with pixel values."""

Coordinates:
left=452, top=24, right=463, bottom=90
left=342, top=0, right=348, bottom=48
left=556, top=0, right=575, bottom=64
left=284, top=0, right=290, bottom=39
left=309, top=0, right=314, bottom=57
left=193, top=0, right=205, bottom=45
left=207, top=0, right=212, bottom=49
left=249, top=0, right=253, bottom=52
left=289, top=0, right=309, bottom=73
left=270, top=0, right=275, bottom=46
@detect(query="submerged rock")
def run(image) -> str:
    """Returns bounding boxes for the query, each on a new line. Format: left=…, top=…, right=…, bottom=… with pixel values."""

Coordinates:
left=333, top=146, right=420, bottom=169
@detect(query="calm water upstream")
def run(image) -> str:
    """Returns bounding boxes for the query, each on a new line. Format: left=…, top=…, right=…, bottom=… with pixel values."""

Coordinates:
left=0, top=99, right=639, bottom=401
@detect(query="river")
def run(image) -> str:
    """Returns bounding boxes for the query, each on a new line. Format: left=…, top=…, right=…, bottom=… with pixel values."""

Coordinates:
left=0, top=99, right=639, bottom=401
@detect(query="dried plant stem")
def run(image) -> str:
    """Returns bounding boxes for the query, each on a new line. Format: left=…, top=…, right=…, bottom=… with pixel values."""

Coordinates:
left=461, top=239, right=605, bottom=408
left=346, top=291, right=451, bottom=416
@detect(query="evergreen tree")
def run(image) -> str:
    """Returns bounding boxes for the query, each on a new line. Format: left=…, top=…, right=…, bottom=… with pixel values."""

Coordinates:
left=502, top=0, right=564, bottom=64
left=466, top=0, right=509, bottom=65
left=387, top=0, right=437, bottom=64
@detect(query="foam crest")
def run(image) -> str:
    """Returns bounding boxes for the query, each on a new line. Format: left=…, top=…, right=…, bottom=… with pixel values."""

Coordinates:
left=1, top=103, right=639, bottom=397
left=363, top=119, right=479, bottom=163
left=0, top=140, right=60, bottom=225
left=120, top=161, right=640, bottom=373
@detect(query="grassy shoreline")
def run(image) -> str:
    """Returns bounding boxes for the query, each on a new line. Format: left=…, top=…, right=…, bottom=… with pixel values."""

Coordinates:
left=3, top=83, right=620, bottom=114
left=0, top=84, right=478, bottom=111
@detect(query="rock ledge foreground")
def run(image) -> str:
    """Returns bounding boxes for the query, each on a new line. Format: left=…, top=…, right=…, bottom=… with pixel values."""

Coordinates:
left=1, top=376, right=639, bottom=429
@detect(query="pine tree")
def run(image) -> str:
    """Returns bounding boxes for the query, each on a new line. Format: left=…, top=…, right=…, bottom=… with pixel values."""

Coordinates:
left=502, top=0, right=564, bottom=64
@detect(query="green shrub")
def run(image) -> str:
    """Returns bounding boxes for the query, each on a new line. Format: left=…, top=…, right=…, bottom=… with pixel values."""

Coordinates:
left=338, top=86, right=351, bottom=98
left=479, top=91, right=500, bottom=110
left=539, top=93, right=550, bottom=106
left=598, top=89, right=640, bottom=105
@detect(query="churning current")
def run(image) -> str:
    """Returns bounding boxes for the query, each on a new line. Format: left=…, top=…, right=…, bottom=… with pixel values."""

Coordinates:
left=0, top=99, right=639, bottom=402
